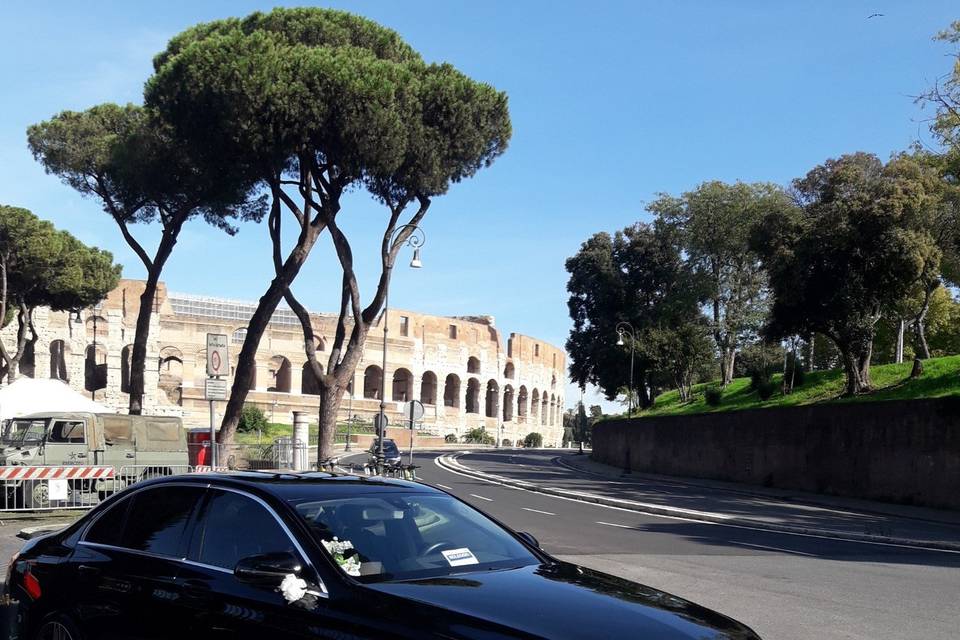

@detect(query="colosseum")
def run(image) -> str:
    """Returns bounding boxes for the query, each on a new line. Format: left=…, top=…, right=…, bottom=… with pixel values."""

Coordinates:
left=1, top=279, right=566, bottom=446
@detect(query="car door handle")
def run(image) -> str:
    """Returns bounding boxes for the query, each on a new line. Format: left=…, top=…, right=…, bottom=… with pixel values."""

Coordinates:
left=78, top=564, right=100, bottom=578
left=181, top=579, right=212, bottom=595
left=125, top=452, right=135, bottom=458
left=73, top=452, right=87, bottom=458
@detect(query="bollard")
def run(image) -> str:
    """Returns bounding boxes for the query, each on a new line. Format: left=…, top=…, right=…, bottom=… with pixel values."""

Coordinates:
left=292, top=411, right=310, bottom=471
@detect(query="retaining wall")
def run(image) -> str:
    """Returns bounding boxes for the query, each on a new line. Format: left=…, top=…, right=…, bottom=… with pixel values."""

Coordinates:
left=591, top=397, right=960, bottom=510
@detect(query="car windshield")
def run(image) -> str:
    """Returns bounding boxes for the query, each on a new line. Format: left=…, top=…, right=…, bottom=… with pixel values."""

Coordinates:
left=372, top=440, right=399, bottom=455
left=289, top=492, right=539, bottom=583
left=1, top=419, right=48, bottom=445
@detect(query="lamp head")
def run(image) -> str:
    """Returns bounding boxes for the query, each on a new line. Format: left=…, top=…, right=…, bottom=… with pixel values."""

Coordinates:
left=409, top=247, right=423, bottom=269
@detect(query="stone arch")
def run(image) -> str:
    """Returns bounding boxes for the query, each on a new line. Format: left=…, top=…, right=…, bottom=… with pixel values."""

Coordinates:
left=86, top=315, right=108, bottom=342
left=84, top=344, right=107, bottom=393
left=443, top=373, right=460, bottom=408
left=531, top=389, right=540, bottom=423
left=467, top=356, right=480, bottom=374
left=541, top=393, right=549, bottom=425
left=49, top=340, right=69, bottom=381
left=420, top=371, right=437, bottom=405
left=392, top=368, right=414, bottom=402
left=121, top=345, right=133, bottom=392
left=231, top=327, right=247, bottom=345
left=465, top=378, right=481, bottom=414
left=363, top=365, right=382, bottom=400
left=158, top=346, right=184, bottom=405
left=504, top=361, right=515, bottom=379
left=549, top=394, right=557, bottom=426
left=551, top=373, right=557, bottom=390
left=517, top=385, right=528, bottom=422
left=268, top=356, right=292, bottom=392
left=302, top=361, right=323, bottom=395
left=19, top=340, right=35, bottom=378
left=503, top=384, right=515, bottom=422
left=485, top=379, right=499, bottom=418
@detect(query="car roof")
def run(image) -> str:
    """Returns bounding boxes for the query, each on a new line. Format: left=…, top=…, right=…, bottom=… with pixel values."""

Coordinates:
left=145, top=470, right=441, bottom=501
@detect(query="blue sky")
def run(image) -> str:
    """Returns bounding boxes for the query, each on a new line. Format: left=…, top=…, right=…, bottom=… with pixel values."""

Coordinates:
left=0, top=1, right=956, bottom=411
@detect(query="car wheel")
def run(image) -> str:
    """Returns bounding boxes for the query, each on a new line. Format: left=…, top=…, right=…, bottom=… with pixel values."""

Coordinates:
left=34, top=613, right=83, bottom=640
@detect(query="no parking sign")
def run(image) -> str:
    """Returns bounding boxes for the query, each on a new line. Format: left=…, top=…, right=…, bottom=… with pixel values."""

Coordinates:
left=206, top=333, right=229, bottom=377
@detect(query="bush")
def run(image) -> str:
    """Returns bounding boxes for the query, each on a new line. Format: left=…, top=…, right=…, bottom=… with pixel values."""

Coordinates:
left=704, top=386, right=723, bottom=407
left=523, top=432, right=543, bottom=448
left=464, top=426, right=495, bottom=445
left=756, top=380, right=776, bottom=400
left=501, top=439, right=512, bottom=447
left=444, top=433, right=458, bottom=443
left=238, top=405, right=268, bottom=433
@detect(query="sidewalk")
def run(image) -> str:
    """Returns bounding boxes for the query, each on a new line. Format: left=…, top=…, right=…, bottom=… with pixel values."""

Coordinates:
left=441, top=451, right=960, bottom=551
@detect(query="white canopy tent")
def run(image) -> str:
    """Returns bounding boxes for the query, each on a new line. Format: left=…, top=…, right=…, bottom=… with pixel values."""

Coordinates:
left=0, top=378, right=112, bottom=421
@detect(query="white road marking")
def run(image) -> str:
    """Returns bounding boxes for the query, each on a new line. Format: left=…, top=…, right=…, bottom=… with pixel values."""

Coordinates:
left=435, top=483, right=453, bottom=490
left=469, top=493, right=493, bottom=502
left=596, top=521, right=634, bottom=529
left=432, top=455, right=960, bottom=555
left=735, top=542, right=817, bottom=557
left=522, top=507, right=556, bottom=516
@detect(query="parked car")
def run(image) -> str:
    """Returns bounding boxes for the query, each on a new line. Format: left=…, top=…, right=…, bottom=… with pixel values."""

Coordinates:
left=366, top=437, right=402, bottom=467
left=0, top=412, right=188, bottom=505
left=6, top=472, right=761, bottom=639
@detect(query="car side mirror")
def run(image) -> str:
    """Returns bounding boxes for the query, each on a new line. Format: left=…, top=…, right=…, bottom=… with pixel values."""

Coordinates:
left=234, top=552, right=302, bottom=585
left=517, top=531, right=540, bottom=549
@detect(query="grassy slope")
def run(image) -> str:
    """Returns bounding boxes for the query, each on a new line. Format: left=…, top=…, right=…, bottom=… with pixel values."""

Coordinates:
left=636, top=354, right=960, bottom=417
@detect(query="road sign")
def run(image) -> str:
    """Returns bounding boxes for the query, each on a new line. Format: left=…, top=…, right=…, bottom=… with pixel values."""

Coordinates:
left=206, top=333, right=229, bottom=377
left=373, top=414, right=388, bottom=434
left=405, top=400, right=425, bottom=424
left=205, top=378, right=228, bottom=401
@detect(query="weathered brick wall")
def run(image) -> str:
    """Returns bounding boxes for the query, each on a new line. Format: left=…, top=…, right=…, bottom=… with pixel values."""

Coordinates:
left=592, top=398, right=960, bottom=510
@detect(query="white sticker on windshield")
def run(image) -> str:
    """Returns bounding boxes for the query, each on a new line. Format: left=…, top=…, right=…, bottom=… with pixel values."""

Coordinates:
left=441, top=548, right=479, bottom=567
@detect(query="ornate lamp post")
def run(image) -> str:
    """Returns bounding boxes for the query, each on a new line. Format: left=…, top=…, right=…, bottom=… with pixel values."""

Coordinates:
left=376, top=224, right=425, bottom=471
left=615, top=321, right=637, bottom=416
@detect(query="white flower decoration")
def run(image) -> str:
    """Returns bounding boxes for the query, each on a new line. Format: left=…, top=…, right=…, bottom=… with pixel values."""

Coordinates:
left=278, top=573, right=308, bottom=603
left=321, top=537, right=362, bottom=577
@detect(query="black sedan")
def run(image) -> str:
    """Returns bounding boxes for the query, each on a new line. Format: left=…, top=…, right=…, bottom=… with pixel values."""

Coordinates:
left=6, top=472, right=761, bottom=639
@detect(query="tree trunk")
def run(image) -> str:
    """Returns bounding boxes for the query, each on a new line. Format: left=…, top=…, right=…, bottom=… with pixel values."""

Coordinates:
left=895, top=319, right=905, bottom=364
left=806, top=333, right=815, bottom=372
left=914, top=318, right=931, bottom=360
left=127, top=269, right=163, bottom=415
left=3, top=305, right=32, bottom=384
left=218, top=241, right=318, bottom=444
left=840, top=341, right=873, bottom=396
left=720, top=347, right=736, bottom=386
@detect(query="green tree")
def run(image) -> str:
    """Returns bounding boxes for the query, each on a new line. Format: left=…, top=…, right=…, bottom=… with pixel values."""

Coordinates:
left=650, top=181, right=794, bottom=385
left=753, top=153, right=942, bottom=394
left=0, top=205, right=121, bottom=382
left=28, top=104, right=263, bottom=414
left=145, top=8, right=511, bottom=457
left=566, top=222, right=709, bottom=407
left=237, top=405, right=269, bottom=434
left=523, top=432, right=543, bottom=448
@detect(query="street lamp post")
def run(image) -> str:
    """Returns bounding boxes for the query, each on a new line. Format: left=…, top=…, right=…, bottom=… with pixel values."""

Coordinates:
left=615, top=321, right=637, bottom=416
left=376, top=224, right=426, bottom=472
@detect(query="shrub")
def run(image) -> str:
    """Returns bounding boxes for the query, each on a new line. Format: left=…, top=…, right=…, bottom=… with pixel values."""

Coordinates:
left=444, top=433, right=458, bottom=443
left=524, top=432, right=543, bottom=448
left=464, top=426, right=495, bottom=445
left=704, top=386, right=723, bottom=407
left=238, top=405, right=268, bottom=433
left=756, top=380, right=776, bottom=400
left=501, top=439, right=512, bottom=447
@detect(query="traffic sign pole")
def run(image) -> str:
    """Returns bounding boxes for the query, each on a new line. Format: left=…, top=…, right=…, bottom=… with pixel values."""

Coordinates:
left=205, top=334, right=229, bottom=469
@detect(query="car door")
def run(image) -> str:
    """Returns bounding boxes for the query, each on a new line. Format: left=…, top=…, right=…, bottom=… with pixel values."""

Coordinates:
left=175, top=487, right=379, bottom=639
left=71, top=484, right=206, bottom=639
left=42, top=419, right=88, bottom=466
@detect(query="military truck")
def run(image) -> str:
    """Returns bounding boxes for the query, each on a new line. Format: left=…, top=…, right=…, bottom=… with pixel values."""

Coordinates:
left=0, top=412, right=189, bottom=506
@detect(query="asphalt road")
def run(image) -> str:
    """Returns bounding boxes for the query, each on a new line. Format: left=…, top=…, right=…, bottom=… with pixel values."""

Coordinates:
left=343, top=448, right=960, bottom=640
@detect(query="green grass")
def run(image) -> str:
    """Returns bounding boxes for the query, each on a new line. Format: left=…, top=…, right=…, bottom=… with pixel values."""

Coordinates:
left=633, top=354, right=960, bottom=418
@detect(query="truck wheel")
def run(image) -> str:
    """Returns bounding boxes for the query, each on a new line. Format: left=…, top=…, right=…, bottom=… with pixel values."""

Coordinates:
left=24, top=483, right=49, bottom=509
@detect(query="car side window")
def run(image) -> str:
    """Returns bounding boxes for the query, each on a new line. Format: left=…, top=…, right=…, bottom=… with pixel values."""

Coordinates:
left=190, top=489, right=297, bottom=570
left=48, top=420, right=85, bottom=444
left=85, top=497, right=132, bottom=547
left=119, top=486, right=203, bottom=557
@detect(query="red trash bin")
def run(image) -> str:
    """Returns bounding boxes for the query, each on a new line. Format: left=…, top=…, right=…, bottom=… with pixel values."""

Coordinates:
left=187, top=430, right=211, bottom=467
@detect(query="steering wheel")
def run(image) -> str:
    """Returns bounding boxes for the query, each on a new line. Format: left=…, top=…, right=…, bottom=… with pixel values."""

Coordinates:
left=419, top=541, right=454, bottom=557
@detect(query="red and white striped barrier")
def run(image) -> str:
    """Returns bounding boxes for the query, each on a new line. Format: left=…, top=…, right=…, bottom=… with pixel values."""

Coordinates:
left=0, top=466, right=115, bottom=480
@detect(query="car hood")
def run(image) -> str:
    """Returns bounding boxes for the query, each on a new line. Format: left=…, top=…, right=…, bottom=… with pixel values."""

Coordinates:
left=366, top=562, right=759, bottom=639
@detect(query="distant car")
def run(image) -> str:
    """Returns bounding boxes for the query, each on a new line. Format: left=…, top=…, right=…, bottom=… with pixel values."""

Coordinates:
left=367, top=438, right=402, bottom=467
left=6, top=473, right=761, bottom=639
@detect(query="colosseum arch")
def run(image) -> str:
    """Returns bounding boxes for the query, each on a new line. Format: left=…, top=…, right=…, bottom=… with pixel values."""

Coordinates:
left=443, top=374, right=460, bottom=408
left=531, top=389, right=540, bottom=423
left=364, top=365, right=382, bottom=399
left=503, top=362, right=515, bottom=379
left=19, top=340, right=35, bottom=378
left=503, top=384, right=515, bottom=422
left=541, top=393, right=549, bottom=425
left=49, top=340, right=69, bottom=381
left=84, top=344, right=107, bottom=393
left=231, top=327, right=247, bottom=345
left=158, top=346, right=184, bottom=405
left=302, top=361, right=323, bottom=395
left=467, top=356, right=480, bottom=374
left=549, top=394, right=557, bottom=426
left=85, top=315, right=108, bottom=342
left=392, top=368, right=413, bottom=402
left=465, top=378, right=481, bottom=414
left=517, top=386, right=528, bottom=422
left=485, top=379, right=499, bottom=418
left=420, top=371, right=437, bottom=405
left=120, top=345, right=133, bottom=392
left=267, top=356, right=292, bottom=392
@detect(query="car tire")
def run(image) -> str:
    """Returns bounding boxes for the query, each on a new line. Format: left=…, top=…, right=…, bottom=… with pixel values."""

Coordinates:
left=34, top=613, right=84, bottom=640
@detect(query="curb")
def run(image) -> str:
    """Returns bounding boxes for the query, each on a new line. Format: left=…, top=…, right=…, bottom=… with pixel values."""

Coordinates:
left=437, top=453, right=960, bottom=553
